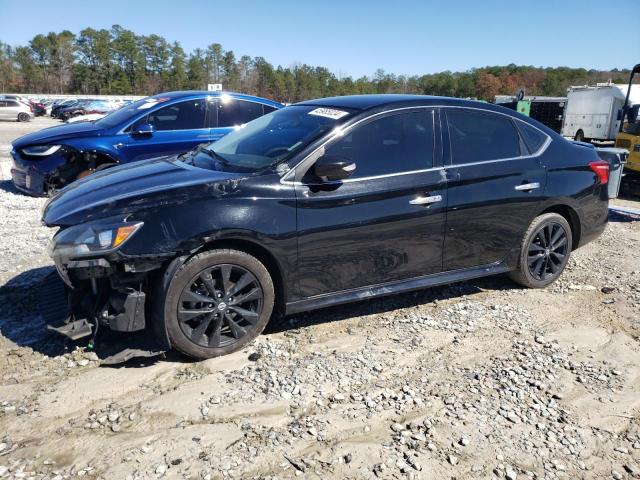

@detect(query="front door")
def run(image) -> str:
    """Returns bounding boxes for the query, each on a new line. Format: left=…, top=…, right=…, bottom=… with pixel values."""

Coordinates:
left=123, top=98, right=210, bottom=162
left=442, top=108, right=548, bottom=271
left=295, top=108, right=447, bottom=299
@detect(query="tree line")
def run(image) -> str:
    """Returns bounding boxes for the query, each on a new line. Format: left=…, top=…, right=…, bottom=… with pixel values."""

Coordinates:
left=0, top=25, right=633, bottom=102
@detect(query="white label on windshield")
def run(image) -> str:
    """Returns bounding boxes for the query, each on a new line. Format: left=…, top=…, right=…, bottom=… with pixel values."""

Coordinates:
left=308, top=108, right=349, bottom=120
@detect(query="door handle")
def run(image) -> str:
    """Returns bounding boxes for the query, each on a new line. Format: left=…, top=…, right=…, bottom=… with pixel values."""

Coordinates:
left=410, top=195, right=442, bottom=205
left=514, top=182, right=540, bottom=191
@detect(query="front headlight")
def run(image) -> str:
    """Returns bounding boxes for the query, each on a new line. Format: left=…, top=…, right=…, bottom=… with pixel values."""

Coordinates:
left=22, top=145, right=62, bottom=156
left=50, top=219, right=143, bottom=260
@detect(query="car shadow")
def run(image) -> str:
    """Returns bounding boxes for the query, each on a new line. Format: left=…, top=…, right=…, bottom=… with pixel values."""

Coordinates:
left=0, top=179, right=20, bottom=194
left=265, top=274, right=515, bottom=334
left=0, top=265, right=517, bottom=368
left=608, top=205, right=640, bottom=223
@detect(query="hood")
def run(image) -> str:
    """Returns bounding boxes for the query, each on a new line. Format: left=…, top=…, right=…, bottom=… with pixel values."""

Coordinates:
left=12, top=122, right=105, bottom=149
left=42, top=157, right=245, bottom=226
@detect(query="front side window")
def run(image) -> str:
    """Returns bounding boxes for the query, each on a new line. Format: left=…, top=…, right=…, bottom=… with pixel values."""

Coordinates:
left=216, top=99, right=265, bottom=127
left=323, top=110, right=434, bottom=179
left=447, top=109, right=522, bottom=164
left=145, top=100, right=207, bottom=131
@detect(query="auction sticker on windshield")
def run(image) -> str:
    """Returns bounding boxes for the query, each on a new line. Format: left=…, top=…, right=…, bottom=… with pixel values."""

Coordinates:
left=308, top=108, right=349, bottom=120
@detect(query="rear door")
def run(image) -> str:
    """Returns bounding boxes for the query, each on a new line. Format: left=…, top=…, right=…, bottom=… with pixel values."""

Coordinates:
left=442, top=108, right=548, bottom=271
left=123, top=98, right=209, bottom=162
left=294, top=108, right=447, bottom=298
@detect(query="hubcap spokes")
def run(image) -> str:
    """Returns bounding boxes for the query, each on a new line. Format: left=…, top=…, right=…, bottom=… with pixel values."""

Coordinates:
left=527, top=223, right=568, bottom=281
left=178, top=264, right=263, bottom=348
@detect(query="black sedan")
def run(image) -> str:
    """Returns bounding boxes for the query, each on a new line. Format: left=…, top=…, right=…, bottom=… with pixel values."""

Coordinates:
left=42, top=95, right=610, bottom=359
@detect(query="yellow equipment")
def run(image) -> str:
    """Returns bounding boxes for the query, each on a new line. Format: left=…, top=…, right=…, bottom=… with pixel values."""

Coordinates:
left=615, top=64, right=640, bottom=175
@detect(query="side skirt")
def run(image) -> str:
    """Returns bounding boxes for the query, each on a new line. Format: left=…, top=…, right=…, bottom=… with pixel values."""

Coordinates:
left=285, top=262, right=511, bottom=315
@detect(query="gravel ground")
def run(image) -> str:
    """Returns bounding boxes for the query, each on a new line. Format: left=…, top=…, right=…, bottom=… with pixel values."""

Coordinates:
left=0, top=119, right=639, bottom=480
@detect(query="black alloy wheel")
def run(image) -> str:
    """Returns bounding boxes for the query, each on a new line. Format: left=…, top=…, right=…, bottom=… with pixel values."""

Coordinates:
left=178, top=264, right=264, bottom=349
left=526, top=222, right=569, bottom=282
left=508, top=212, right=572, bottom=288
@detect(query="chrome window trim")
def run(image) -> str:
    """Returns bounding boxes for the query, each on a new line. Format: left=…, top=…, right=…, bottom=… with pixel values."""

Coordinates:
left=441, top=106, right=552, bottom=167
left=281, top=103, right=552, bottom=185
left=287, top=166, right=445, bottom=186
left=281, top=106, right=437, bottom=185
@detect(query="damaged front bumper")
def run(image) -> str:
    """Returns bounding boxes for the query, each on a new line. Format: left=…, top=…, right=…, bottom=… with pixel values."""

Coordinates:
left=49, top=254, right=163, bottom=341
left=11, top=149, right=67, bottom=196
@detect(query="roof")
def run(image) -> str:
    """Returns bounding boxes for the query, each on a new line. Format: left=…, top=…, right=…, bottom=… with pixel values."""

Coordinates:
left=148, top=90, right=284, bottom=108
left=295, top=94, right=494, bottom=111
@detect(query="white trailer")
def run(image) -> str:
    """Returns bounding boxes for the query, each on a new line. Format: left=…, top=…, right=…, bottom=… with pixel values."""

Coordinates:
left=561, top=83, right=640, bottom=141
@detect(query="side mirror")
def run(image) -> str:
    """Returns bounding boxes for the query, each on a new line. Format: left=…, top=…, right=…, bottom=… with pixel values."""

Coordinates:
left=314, top=155, right=356, bottom=181
left=132, top=123, right=154, bottom=137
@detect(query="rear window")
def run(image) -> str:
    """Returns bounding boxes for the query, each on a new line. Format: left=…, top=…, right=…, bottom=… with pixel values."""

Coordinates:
left=447, top=109, right=522, bottom=164
left=517, top=122, right=548, bottom=154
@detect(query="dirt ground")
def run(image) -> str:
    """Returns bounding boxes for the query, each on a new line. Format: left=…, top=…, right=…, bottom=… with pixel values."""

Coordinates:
left=0, top=118, right=638, bottom=480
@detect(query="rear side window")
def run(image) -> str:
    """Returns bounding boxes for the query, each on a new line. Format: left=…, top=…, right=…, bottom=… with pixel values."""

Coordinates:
left=217, top=99, right=264, bottom=127
left=517, top=122, right=548, bottom=154
left=146, top=100, right=207, bottom=131
left=7, top=101, right=19, bottom=107
left=447, top=109, right=522, bottom=164
left=324, top=110, right=434, bottom=179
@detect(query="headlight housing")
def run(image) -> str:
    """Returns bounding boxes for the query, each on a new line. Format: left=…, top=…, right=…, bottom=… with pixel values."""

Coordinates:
left=22, top=145, right=62, bottom=156
left=50, top=218, right=143, bottom=260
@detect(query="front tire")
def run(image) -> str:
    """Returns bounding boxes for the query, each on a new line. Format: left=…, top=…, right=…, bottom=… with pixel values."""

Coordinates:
left=508, top=213, right=572, bottom=288
left=158, top=249, right=274, bottom=359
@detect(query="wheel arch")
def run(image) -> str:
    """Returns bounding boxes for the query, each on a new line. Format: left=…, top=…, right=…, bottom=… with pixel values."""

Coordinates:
left=538, top=203, right=581, bottom=250
left=193, top=238, right=287, bottom=317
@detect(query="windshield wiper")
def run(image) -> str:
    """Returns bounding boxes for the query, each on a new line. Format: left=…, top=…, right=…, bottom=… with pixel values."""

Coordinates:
left=201, top=147, right=231, bottom=166
left=178, top=143, right=209, bottom=165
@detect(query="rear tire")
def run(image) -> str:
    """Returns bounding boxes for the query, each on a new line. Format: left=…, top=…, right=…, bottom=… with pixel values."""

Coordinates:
left=508, top=213, right=572, bottom=288
left=574, top=130, right=585, bottom=142
left=17, top=113, right=30, bottom=122
left=157, top=249, right=274, bottom=359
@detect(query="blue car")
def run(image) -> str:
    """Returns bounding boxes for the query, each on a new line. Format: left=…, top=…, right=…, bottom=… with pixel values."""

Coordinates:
left=11, top=91, right=283, bottom=195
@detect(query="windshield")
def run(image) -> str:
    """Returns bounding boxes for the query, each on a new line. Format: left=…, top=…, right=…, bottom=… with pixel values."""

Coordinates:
left=191, top=105, right=356, bottom=171
left=94, top=97, right=163, bottom=129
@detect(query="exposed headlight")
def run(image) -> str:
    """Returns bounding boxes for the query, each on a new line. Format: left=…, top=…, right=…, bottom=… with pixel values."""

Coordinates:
left=22, top=145, right=62, bottom=156
left=50, top=219, right=143, bottom=260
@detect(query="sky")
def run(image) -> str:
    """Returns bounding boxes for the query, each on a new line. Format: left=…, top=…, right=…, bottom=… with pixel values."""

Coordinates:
left=1, top=0, right=638, bottom=78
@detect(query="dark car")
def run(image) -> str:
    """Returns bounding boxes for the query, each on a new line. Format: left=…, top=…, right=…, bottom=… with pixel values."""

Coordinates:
left=51, top=98, right=83, bottom=118
left=42, top=95, right=610, bottom=359
left=55, top=99, right=95, bottom=120
left=11, top=91, right=283, bottom=195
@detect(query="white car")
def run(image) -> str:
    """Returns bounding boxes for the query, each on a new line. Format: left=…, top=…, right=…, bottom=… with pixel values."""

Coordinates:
left=0, top=99, right=32, bottom=122
left=65, top=113, right=107, bottom=123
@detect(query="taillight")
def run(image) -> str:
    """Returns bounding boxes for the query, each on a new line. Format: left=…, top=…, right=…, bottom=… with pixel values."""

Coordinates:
left=589, top=160, right=609, bottom=185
